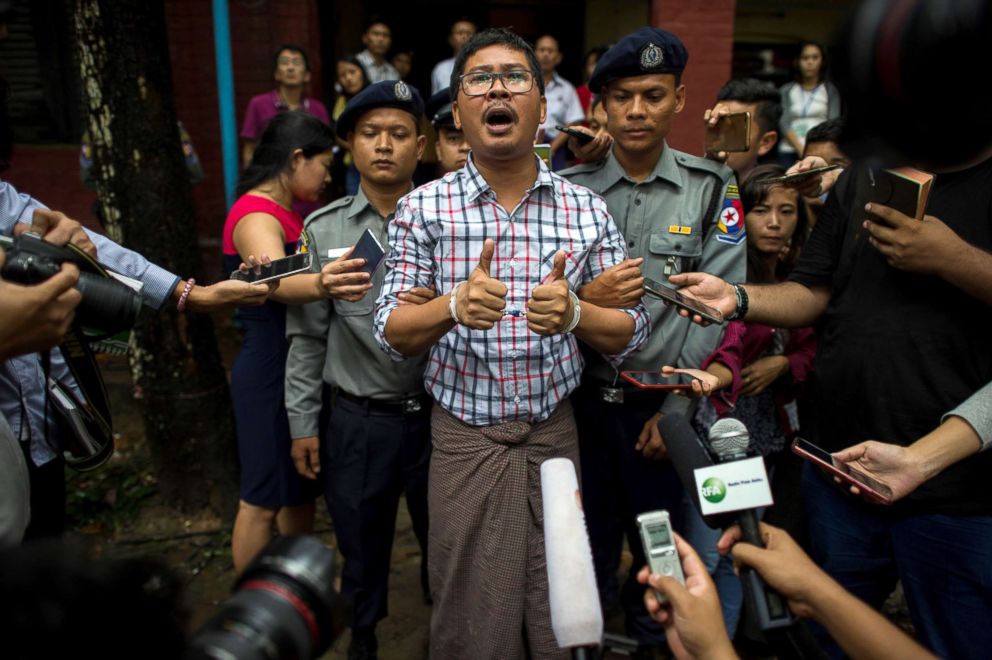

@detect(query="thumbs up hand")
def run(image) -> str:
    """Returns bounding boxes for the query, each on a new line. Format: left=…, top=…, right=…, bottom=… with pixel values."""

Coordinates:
left=527, top=250, right=576, bottom=336
left=453, top=239, right=508, bottom=330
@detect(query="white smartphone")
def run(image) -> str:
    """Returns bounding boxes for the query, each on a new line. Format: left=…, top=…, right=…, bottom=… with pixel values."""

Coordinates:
left=636, top=509, right=685, bottom=605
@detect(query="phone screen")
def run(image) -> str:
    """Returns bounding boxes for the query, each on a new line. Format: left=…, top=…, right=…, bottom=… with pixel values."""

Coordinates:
left=792, top=438, right=893, bottom=501
left=642, top=277, right=724, bottom=324
left=620, top=371, right=697, bottom=389
left=231, top=252, right=312, bottom=284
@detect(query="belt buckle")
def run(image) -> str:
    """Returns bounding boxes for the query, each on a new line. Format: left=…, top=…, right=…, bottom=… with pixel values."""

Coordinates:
left=402, top=397, right=423, bottom=414
left=600, top=386, right=624, bottom=404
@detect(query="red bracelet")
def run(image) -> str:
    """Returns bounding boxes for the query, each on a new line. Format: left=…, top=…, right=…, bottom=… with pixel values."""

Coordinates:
left=177, top=277, right=196, bottom=312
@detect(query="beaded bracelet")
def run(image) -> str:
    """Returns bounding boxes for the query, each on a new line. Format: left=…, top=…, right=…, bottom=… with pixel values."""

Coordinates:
left=728, top=283, right=748, bottom=321
left=177, top=278, right=196, bottom=312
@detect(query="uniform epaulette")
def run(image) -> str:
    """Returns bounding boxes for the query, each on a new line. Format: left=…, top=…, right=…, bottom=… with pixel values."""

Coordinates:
left=671, top=151, right=733, bottom=181
left=559, top=160, right=606, bottom=177
left=304, top=196, right=352, bottom=226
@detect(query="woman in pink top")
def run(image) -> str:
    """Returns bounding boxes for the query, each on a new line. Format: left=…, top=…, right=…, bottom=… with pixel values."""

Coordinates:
left=222, top=111, right=333, bottom=574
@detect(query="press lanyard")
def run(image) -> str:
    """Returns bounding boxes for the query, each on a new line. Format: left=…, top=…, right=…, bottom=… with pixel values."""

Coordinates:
left=799, top=84, right=822, bottom=118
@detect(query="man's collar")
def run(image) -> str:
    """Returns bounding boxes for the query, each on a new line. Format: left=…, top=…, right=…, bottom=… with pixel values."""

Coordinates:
left=271, top=89, right=309, bottom=111
left=463, top=153, right=560, bottom=203
left=600, top=141, right=683, bottom=189
left=349, top=182, right=414, bottom=218
left=347, top=185, right=373, bottom=218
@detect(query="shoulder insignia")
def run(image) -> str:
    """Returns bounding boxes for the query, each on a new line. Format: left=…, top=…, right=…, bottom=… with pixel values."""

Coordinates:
left=716, top=183, right=746, bottom=245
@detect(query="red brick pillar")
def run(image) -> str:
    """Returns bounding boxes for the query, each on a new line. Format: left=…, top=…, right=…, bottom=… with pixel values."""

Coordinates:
left=651, top=0, right=736, bottom=155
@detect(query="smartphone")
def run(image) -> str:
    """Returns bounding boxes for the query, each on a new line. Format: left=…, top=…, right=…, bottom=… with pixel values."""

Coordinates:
left=350, top=227, right=387, bottom=276
left=705, top=111, right=751, bottom=154
left=230, top=252, right=313, bottom=284
left=533, top=143, right=552, bottom=167
left=555, top=124, right=595, bottom=145
left=636, top=510, right=685, bottom=605
left=643, top=277, right=725, bottom=324
left=791, top=438, right=894, bottom=504
left=620, top=371, right=699, bottom=391
left=765, top=164, right=841, bottom=185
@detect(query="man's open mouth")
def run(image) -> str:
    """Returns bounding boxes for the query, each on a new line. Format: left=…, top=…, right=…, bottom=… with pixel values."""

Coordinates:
left=484, top=106, right=516, bottom=130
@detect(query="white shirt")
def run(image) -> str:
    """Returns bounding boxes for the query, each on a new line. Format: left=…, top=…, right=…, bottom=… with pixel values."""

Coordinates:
left=432, top=58, right=455, bottom=94
left=539, top=72, right=585, bottom=141
left=356, top=50, right=400, bottom=85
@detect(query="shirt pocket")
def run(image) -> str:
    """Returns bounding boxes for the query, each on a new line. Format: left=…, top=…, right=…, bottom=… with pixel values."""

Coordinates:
left=646, top=231, right=703, bottom=281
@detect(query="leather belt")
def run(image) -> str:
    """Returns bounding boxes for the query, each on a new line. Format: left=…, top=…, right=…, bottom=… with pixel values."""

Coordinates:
left=336, top=390, right=432, bottom=415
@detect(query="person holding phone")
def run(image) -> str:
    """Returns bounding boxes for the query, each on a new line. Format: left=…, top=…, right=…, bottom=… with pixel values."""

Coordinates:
left=560, top=27, right=745, bottom=652
left=222, top=111, right=334, bottom=575
left=284, top=80, right=433, bottom=660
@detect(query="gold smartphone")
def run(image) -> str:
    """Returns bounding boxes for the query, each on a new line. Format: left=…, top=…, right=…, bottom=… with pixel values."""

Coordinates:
left=705, top=111, right=751, bottom=153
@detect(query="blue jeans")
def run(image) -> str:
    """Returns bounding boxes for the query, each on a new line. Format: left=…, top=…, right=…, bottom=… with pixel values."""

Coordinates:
left=681, top=493, right=743, bottom=637
left=802, top=463, right=992, bottom=659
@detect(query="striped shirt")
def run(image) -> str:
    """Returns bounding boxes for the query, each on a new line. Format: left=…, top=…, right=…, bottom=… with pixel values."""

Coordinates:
left=374, top=155, right=650, bottom=426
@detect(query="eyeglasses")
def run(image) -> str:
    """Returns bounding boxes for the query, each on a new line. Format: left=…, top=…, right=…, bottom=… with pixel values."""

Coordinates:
left=459, top=70, right=536, bottom=96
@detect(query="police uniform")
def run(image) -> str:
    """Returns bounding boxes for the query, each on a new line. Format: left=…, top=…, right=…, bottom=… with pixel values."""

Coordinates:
left=561, top=27, right=746, bottom=647
left=284, top=81, right=432, bottom=652
left=425, top=87, right=456, bottom=130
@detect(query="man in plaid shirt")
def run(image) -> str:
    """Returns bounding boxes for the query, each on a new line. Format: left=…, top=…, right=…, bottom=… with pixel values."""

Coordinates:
left=373, top=28, right=649, bottom=660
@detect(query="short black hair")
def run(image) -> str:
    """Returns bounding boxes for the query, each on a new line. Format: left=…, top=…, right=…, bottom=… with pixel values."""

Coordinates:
left=590, top=93, right=602, bottom=113
left=716, top=78, right=782, bottom=135
left=449, top=28, right=545, bottom=101
left=364, top=17, right=391, bottom=33
left=273, top=44, right=310, bottom=73
left=804, top=117, right=845, bottom=146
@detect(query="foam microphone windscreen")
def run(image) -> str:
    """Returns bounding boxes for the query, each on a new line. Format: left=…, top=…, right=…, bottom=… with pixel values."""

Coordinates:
left=540, top=457, right=603, bottom=649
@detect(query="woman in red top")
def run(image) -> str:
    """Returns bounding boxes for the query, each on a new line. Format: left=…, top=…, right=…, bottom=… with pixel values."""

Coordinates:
left=222, top=111, right=333, bottom=574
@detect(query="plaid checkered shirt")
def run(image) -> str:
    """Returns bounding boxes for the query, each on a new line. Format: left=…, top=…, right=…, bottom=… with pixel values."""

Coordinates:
left=373, top=156, right=650, bottom=426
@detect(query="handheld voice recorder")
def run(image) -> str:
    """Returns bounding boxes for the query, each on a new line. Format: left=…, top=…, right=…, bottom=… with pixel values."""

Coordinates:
left=636, top=509, right=685, bottom=604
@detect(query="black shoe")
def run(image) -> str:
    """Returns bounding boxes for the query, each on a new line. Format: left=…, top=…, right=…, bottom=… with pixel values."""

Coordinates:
left=348, top=627, right=378, bottom=660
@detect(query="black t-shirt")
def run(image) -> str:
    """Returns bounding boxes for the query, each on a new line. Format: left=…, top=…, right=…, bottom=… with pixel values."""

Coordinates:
left=790, top=158, right=992, bottom=516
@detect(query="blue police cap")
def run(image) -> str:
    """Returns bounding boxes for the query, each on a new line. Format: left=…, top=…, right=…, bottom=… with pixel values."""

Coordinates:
left=335, top=80, right=424, bottom=139
left=425, top=88, right=456, bottom=129
left=588, top=27, right=688, bottom=92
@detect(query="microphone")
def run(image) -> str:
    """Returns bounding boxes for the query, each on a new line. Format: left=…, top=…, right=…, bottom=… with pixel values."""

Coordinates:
left=704, top=418, right=795, bottom=632
left=658, top=413, right=734, bottom=530
left=540, top=458, right=602, bottom=659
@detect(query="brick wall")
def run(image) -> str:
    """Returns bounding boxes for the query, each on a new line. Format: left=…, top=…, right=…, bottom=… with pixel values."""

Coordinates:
left=166, top=0, right=324, bottom=241
left=652, top=0, right=736, bottom=156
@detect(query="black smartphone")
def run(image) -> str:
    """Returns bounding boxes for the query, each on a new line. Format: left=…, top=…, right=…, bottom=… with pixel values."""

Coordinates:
left=351, top=228, right=387, bottom=276
left=556, top=124, right=596, bottom=145
left=765, top=164, right=841, bottom=185
left=642, top=277, right=725, bottom=324
left=791, top=438, right=894, bottom=504
left=230, top=252, right=313, bottom=284
left=620, top=371, right=699, bottom=391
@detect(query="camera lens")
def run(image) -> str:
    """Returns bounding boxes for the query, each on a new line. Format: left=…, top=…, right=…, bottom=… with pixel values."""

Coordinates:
left=187, top=536, right=348, bottom=660
left=74, top=272, right=143, bottom=335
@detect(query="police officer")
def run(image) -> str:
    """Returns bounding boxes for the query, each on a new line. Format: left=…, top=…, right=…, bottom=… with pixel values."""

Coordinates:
left=562, top=27, right=746, bottom=653
left=425, top=87, right=471, bottom=175
left=284, top=80, right=433, bottom=660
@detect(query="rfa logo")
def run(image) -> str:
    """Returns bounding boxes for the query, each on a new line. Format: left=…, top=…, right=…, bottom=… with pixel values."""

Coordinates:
left=701, top=477, right=726, bottom=503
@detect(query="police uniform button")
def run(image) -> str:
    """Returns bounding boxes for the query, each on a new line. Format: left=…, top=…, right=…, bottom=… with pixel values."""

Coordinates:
left=634, top=197, right=642, bottom=206
left=675, top=245, right=681, bottom=252
left=628, top=241, right=635, bottom=248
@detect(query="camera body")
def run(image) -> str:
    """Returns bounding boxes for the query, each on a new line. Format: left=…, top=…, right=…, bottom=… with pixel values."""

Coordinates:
left=1, top=232, right=142, bottom=335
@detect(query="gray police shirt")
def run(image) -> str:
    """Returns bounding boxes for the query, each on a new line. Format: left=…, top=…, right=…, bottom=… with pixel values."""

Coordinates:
left=285, top=188, right=427, bottom=439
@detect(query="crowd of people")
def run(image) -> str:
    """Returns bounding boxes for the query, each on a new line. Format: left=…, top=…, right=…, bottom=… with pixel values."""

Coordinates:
left=1, top=7, right=991, bottom=660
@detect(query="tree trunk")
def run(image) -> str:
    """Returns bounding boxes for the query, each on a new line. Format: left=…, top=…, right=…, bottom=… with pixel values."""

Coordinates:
left=71, top=0, right=238, bottom=514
